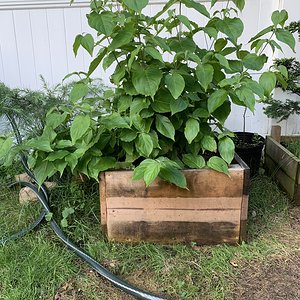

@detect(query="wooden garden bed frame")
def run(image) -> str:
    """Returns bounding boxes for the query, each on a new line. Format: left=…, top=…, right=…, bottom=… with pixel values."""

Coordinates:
left=99, top=155, right=250, bottom=245
left=265, top=126, right=300, bottom=205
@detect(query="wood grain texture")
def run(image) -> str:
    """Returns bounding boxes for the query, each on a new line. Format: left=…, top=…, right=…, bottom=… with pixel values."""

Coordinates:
left=104, top=166, right=244, bottom=199
left=107, top=221, right=240, bottom=245
left=239, top=195, right=249, bottom=242
left=271, top=125, right=281, bottom=143
left=265, top=137, right=300, bottom=181
left=100, top=161, right=249, bottom=244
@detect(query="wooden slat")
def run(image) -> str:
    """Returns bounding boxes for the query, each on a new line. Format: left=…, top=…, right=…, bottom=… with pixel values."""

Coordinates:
left=265, top=155, right=296, bottom=198
left=107, top=221, right=240, bottom=245
left=104, top=167, right=244, bottom=199
left=294, top=185, right=300, bottom=206
left=106, top=197, right=242, bottom=210
left=271, top=125, right=281, bottom=143
left=107, top=208, right=240, bottom=223
left=265, top=137, right=300, bottom=181
left=99, top=173, right=107, bottom=230
left=239, top=195, right=249, bottom=242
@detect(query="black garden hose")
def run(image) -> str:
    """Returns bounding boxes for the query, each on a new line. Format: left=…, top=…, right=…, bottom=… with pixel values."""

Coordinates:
left=1, top=114, right=166, bottom=300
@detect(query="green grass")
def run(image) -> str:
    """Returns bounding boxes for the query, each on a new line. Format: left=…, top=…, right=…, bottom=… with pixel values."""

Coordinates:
left=286, top=139, right=300, bottom=158
left=0, top=166, right=295, bottom=300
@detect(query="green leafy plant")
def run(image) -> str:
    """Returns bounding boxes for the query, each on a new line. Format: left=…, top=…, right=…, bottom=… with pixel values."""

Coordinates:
left=264, top=57, right=300, bottom=121
left=24, top=0, right=294, bottom=188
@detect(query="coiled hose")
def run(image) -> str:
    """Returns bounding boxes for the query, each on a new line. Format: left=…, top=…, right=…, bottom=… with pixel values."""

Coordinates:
left=1, top=114, right=167, bottom=300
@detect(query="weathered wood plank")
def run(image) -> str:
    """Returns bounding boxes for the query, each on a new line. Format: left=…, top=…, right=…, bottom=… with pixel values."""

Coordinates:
left=107, top=221, right=240, bottom=245
left=239, top=195, right=249, bottom=242
left=265, top=137, right=300, bottom=181
left=104, top=167, right=244, bottom=199
left=99, top=172, right=107, bottom=231
left=106, top=197, right=242, bottom=210
left=265, top=155, right=296, bottom=198
left=271, top=125, right=281, bottom=143
left=107, top=208, right=240, bottom=223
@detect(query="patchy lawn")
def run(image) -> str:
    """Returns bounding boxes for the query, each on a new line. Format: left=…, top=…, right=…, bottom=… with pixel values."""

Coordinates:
left=1, top=169, right=299, bottom=300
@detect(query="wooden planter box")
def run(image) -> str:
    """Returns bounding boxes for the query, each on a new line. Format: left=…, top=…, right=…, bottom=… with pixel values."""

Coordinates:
left=99, top=155, right=249, bottom=245
left=265, top=126, right=300, bottom=205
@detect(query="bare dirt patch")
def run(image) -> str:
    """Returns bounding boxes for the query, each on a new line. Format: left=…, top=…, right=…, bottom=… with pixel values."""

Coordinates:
left=232, top=207, right=300, bottom=300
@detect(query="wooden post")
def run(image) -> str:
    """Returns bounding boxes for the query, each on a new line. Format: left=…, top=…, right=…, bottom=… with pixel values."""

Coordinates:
left=271, top=125, right=281, bottom=143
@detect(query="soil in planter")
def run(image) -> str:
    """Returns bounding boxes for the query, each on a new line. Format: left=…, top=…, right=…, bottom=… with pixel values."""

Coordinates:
left=234, top=132, right=265, bottom=178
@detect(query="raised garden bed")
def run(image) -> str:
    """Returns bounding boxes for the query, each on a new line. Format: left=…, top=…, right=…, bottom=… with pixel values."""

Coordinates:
left=265, top=126, right=300, bottom=205
left=99, top=155, right=249, bottom=245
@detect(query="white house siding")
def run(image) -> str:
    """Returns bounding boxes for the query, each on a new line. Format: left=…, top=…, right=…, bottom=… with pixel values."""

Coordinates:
left=0, top=0, right=299, bottom=135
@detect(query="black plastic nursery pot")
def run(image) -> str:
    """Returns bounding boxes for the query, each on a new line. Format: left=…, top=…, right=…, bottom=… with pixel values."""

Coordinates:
left=234, top=132, right=265, bottom=177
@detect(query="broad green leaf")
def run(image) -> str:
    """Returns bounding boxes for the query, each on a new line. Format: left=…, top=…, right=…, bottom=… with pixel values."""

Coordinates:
left=46, top=150, right=70, bottom=162
left=217, top=17, right=244, bottom=43
left=128, top=46, right=141, bottom=70
left=196, top=64, right=214, bottom=91
left=54, top=160, right=68, bottom=177
left=132, top=115, right=153, bottom=133
left=271, top=10, right=288, bottom=26
left=26, top=138, right=53, bottom=152
left=243, top=79, right=265, bottom=98
left=34, top=160, right=57, bottom=185
left=0, top=137, right=13, bottom=160
left=151, top=88, right=172, bottom=113
left=132, top=64, right=163, bottom=97
left=214, top=38, right=227, bottom=52
left=144, top=160, right=161, bottom=186
left=81, top=34, right=94, bottom=56
left=207, top=89, right=228, bottom=113
left=46, top=112, right=68, bottom=129
left=213, top=101, right=231, bottom=125
left=259, top=71, right=277, bottom=96
left=218, top=137, right=235, bottom=164
left=101, top=113, right=130, bottom=130
left=275, top=28, right=295, bottom=51
left=207, top=156, right=229, bottom=175
left=277, top=65, right=288, bottom=79
left=201, top=135, right=217, bottom=152
left=55, top=140, right=73, bottom=149
left=123, top=0, right=148, bottom=12
left=65, top=153, right=78, bottom=172
left=232, top=0, right=245, bottom=10
left=182, top=154, right=205, bottom=169
left=144, top=46, right=163, bottom=62
left=88, top=48, right=107, bottom=76
left=119, top=129, right=138, bottom=142
left=118, top=95, right=132, bottom=113
left=135, top=133, right=154, bottom=157
left=88, top=156, right=116, bottom=180
left=211, top=0, right=218, bottom=7
left=156, top=115, right=175, bottom=140
left=168, top=37, right=196, bottom=53
left=132, top=159, right=154, bottom=180
left=165, top=73, right=185, bottom=99
left=70, top=115, right=90, bottom=144
left=243, top=53, right=266, bottom=71
left=181, top=0, right=210, bottom=18
left=73, top=34, right=82, bottom=56
left=249, top=25, right=273, bottom=43
left=87, top=11, right=115, bottom=35
left=130, top=97, right=150, bottom=118
left=70, top=82, right=89, bottom=103
left=215, top=53, right=230, bottom=69
left=170, top=97, right=189, bottom=115
left=159, top=165, right=187, bottom=189
left=61, top=219, right=68, bottom=228
left=177, top=15, right=193, bottom=31
left=235, top=87, right=256, bottom=112
left=184, top=118, right=200, bottom=144
left=192, top=108, right=209, bottom=118
left=109, top=28, right=135, bottom=52
left=45, top=212, right=53, bottom=222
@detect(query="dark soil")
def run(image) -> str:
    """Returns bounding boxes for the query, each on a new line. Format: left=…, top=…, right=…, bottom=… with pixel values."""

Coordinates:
left=232, top=207, right=300, bottom=300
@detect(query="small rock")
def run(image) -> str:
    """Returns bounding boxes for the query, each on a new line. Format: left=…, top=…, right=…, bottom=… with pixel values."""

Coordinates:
left=15, top=173, right=32, bottom=183
left=19, top=187, right=38, bottom=204
left=44, top=181, right=57, bottom=191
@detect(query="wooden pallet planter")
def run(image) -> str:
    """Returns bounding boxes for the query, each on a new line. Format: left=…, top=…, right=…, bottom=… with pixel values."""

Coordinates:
left=265, top=126, right=300, bottom=205
left=99, top=155, right=250, bottom=245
